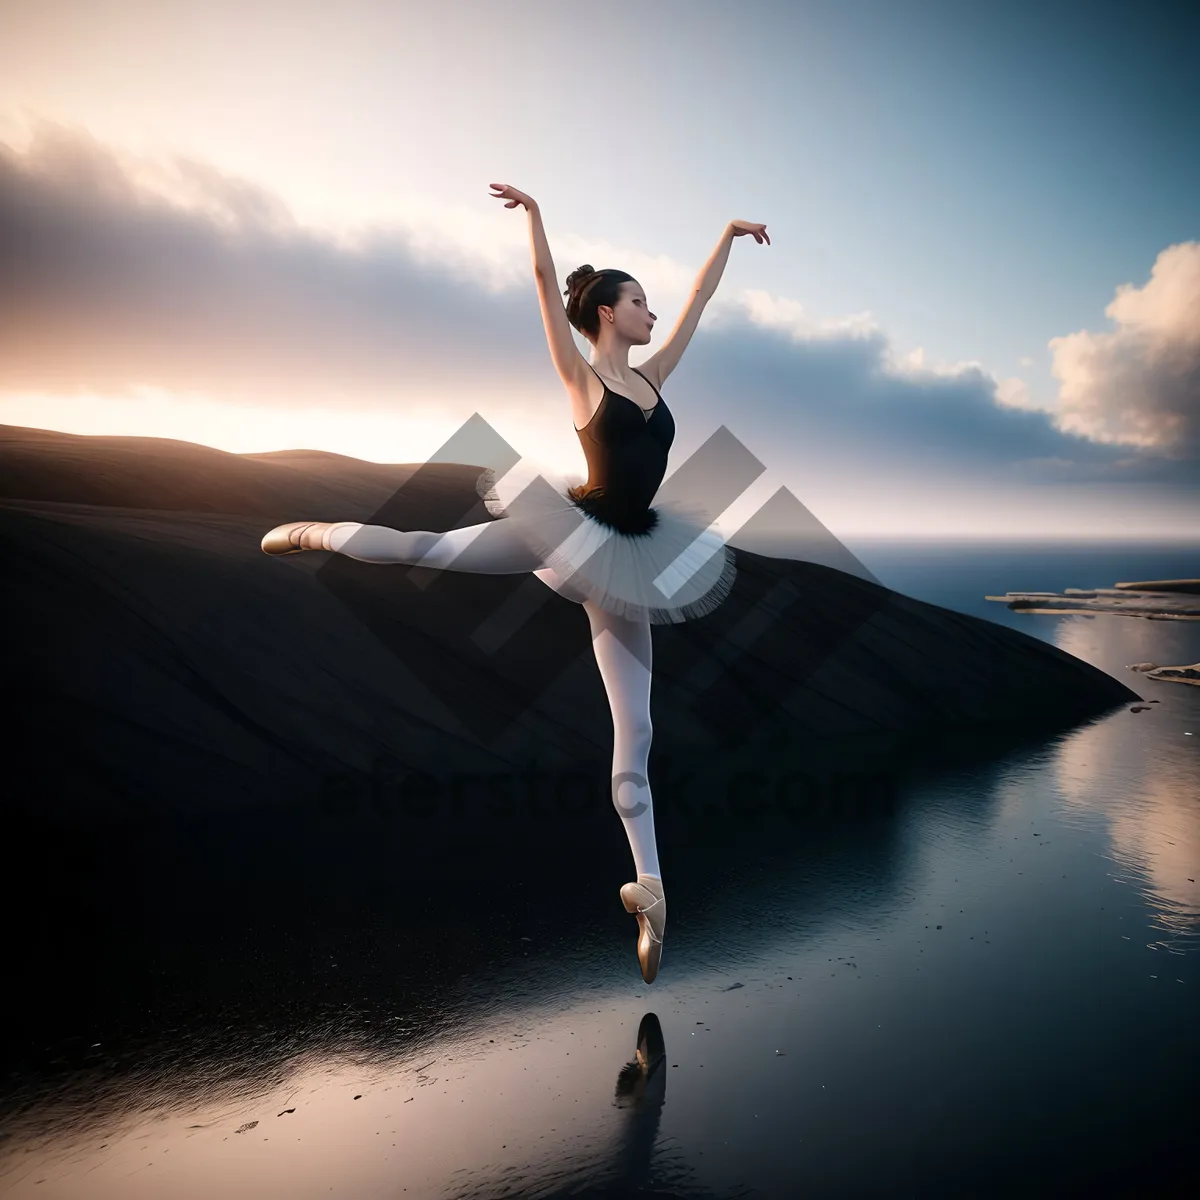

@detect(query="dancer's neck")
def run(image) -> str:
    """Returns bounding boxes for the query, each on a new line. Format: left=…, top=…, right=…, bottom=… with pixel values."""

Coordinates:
left=590, top=347, right=634, bottom=382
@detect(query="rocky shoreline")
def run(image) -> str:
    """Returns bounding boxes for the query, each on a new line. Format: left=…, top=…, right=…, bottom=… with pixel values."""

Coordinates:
left=1127, top=661, right=1200, bottom=687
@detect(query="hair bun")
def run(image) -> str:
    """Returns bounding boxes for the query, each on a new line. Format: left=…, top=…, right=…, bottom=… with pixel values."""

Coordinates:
left=564, top=264, right=598, bottom=297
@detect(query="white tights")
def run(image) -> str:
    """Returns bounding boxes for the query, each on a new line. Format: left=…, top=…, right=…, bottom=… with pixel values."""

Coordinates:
left=329, top=521, right=661, bottom=880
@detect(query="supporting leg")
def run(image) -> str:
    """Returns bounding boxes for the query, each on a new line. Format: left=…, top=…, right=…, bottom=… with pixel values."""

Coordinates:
left=583, top=599, right=660, bottom=880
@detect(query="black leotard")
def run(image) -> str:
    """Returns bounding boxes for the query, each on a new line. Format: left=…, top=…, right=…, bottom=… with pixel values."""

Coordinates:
left=568, top=364, right=675, bottom=534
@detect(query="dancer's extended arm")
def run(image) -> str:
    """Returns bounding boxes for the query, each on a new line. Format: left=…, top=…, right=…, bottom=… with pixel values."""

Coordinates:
left=489, top=183, right=588, bottom=392
left=641, top=220, right=770, bottom=389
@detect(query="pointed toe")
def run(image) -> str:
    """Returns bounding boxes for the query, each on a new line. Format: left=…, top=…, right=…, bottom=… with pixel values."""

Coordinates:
left=260, top=521, right=354, bottom=555
left=620, top=875, right=666, bottom=984
left=261, top=521, right=316, bottom=555
left=637, top=929, right=663, bottom=984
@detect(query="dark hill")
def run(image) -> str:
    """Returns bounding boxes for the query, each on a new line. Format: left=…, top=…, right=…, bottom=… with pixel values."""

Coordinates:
left=0, top=423, right=1139, bottom=831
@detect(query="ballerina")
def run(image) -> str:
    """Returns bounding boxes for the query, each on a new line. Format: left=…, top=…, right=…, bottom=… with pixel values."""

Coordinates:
left=261, top=183, right=770, bottom=982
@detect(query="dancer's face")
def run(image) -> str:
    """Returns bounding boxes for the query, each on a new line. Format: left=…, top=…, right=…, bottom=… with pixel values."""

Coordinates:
left=601, top=281, right=656, bottom=346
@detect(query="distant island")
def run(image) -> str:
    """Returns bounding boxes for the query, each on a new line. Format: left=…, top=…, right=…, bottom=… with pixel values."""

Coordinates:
left=986, top=579, right=1200, bottom=621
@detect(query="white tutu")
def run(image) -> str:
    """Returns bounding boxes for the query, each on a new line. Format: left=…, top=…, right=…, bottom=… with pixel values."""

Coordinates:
left=475, top=459, right=736, bottom=625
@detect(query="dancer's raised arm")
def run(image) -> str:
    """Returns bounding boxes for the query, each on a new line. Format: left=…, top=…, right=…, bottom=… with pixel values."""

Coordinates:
left=641, top=220, right=770, bottom=388
left=489, top=183, right=589, bottom=393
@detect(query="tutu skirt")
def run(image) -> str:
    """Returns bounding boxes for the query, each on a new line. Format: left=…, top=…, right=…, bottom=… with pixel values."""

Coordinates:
left=475, top=460, right=736, bottom=625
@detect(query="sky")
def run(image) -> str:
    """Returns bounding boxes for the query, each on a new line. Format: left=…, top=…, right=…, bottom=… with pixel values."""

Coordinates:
left=1, top=0, right=1197, bottom=538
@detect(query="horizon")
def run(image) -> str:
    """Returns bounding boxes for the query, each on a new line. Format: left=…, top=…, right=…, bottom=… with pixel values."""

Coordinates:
left=6, top=418, right=1198, bottom=546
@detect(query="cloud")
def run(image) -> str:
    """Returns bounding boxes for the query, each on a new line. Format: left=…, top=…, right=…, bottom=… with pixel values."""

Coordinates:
left=670, top=305, right=1119, bottom=485
left=1049, top=242, right=1200, bottom=459
left=0, top=120, right=550, bottom=408
left=994, top=377, right=1038, bottom=411
left=1, top=119, right=1194, bottom=496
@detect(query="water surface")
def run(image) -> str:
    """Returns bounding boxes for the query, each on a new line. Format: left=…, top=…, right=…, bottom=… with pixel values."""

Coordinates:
left=3, top=539, right=1197, bottom=1197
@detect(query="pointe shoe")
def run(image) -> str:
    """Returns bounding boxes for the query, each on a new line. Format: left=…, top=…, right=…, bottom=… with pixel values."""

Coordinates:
left=261, top=521, right=341, bottom=555
left=619, top=874, right=666, bottom=984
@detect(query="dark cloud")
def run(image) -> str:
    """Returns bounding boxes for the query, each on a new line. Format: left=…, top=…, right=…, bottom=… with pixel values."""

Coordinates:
left=1, top=119, right=1195, bottom=494
left=669, top=313, right=1196, bottom=487
left=0, top=120, right=548, bottom=406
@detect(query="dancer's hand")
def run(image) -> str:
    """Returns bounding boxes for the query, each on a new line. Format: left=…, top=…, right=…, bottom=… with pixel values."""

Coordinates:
left=489, top=183, right=538, bottom=212
left=730, top=220, right=770, bottom=245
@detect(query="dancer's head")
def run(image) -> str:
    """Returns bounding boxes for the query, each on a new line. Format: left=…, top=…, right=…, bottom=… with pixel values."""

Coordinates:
left=565, top=265, right=656, bottom=348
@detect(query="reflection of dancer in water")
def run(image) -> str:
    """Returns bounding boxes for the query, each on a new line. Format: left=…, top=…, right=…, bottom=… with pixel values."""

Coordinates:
left=261, top=184, right=769, bottom=983
left=612, top=1012, right=668, bottom=1189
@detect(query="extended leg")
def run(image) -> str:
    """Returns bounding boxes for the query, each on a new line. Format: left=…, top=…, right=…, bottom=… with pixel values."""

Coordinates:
left=267, top=518, right=548, bottom=574
left=263, top=517, right=592, bottom=606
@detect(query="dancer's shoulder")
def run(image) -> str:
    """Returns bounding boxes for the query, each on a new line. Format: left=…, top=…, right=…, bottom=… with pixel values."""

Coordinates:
left=633, top=357, right=665, bottom=393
